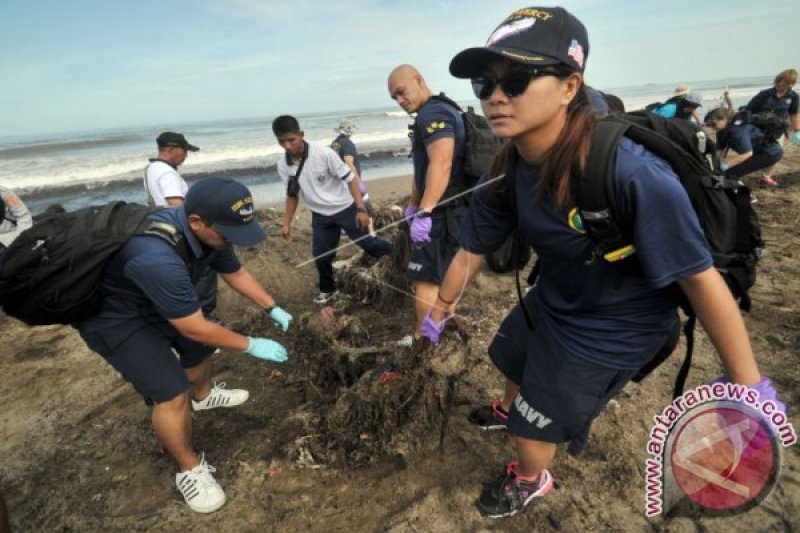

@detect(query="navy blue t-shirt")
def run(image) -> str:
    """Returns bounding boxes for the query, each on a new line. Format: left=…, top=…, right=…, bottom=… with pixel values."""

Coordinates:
left=332, top=134, right=361, bottom=176
left=716, top=124, right=783, bottom=158
left=458, top=137, right=713, bottom=370
left=79, top=206, right=241, bottom=344
left=745, top=87, right=799, bottom=121
left=412, top=97, right=466, bottom=207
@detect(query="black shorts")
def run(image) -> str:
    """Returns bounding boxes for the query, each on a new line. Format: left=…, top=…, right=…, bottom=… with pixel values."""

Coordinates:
left=79, top=321, right=215, bottom=405
left=488, top=300, right=677, bottom=443
left=406, top=208, right=465, bottom=285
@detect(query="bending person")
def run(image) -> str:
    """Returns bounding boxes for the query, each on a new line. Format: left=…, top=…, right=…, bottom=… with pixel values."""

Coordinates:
left=77, top=178, right=292, bottom=513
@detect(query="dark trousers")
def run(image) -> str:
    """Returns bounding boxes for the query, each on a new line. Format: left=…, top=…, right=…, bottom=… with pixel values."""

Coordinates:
left=725, top=148, right=783, bottom=179
left=311, top=204, right=391, bottom=293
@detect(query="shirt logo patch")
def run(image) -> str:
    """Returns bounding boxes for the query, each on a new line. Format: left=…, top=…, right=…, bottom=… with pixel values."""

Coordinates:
left=425, top=121, right=446, bottom=134
left=567, top=207, right=585, bottom=233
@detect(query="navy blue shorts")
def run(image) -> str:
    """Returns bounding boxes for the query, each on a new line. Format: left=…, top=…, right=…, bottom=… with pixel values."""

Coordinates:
left=406, top=208, right=465, bottom=285
left=488, top=300, right=677, bottom=444
left=80, top=321, right=215, bottom=405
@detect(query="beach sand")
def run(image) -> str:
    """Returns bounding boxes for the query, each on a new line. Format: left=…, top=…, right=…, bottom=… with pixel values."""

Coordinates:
left=1, top=148, right=799, bottom=531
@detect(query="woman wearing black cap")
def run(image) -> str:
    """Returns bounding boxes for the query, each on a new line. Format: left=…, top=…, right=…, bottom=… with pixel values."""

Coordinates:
left=420, top=6, right=781, bottom=518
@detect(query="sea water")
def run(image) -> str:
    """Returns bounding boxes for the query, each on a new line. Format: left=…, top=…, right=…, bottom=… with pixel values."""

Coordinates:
left=0, top=75, right=772, bottom=214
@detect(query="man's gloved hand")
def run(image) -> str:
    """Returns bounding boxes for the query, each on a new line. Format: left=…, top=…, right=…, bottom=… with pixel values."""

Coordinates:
left=403, top=206, right=417, bottom=221
left=245, top=337, right=288, bottom=362
left=267, top=306, right=293, bottom=332
left=719, top=161, right=729, bottom=172
left=792, top=131, right=800, bottom=146
left=410, top=214, right=432, bottom=248
left=420, top=310, right=449, bottom=345
left=712, top=374, right=786, bottom=413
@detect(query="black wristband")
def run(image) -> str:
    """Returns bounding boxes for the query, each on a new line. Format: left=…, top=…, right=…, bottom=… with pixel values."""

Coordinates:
left=266, top=305, right=277, bottom=314
left=415, top=210, right=432, bottom=218
left=356, top=206, right=367, bottom=213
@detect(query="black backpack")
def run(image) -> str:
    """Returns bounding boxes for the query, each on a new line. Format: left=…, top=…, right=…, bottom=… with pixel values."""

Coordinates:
left=0, top=201, right=189, bottom=326
left=424, top=94, right=503, bottom=197
left=731, top=109, right=789, bottom=144
left=511, top=111, right=763, bottom=398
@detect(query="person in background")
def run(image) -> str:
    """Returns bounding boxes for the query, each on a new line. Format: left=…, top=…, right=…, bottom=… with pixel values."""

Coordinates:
left=0, top=185, right=33, bottom=267
left=274, top=115, right=391, bottom=304
left=651, top=87, right=703, bottom=123
left=704, top=107, right=783, bottom=183
left=144, top=132, right=199, bottom=207
left=422, top=6, right=782, bottom=518
left=144, top=132, right=219, bottom=320
left=744, top=69, right=800, bottom=186
left=77, top=177, right=293, bottom=513
left=387, top=64, right=469, bottom=351
left=332, top=118, right=375, bottom=235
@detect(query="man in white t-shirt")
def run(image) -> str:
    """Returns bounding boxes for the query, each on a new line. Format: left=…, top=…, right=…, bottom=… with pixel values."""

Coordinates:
left=144, top=132, right=199, bottom=207
left=272, top=115, right=391, bottom=304
left=143, top=132, right=218, bottom=319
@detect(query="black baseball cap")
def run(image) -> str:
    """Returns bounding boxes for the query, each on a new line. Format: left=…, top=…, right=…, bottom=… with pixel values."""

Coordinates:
left=156, top=131, right=199, bottom=152
left=450, top=7, right=589, bottom=79
left=184, top=177, right=265, bottom=246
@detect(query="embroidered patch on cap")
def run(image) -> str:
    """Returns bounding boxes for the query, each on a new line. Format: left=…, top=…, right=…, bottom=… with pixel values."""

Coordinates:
left=487, top=17, right=536, bottom=46
left=567, top=39, right=585, bottom=68
left=230, top=197, right=255, bottom=222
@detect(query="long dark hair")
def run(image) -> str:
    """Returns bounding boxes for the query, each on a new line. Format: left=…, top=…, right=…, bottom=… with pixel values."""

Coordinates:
left=488, top=78, right=596, bottom=208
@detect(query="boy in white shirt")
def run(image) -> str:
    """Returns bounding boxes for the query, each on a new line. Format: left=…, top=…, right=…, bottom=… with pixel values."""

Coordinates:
left=273, top=115, right=391, bottom=304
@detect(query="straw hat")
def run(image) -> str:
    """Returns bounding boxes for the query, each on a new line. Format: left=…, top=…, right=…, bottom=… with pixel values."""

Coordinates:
left=673, top=84, right=690, bottom=97
left=335, top=118, right=356, bottom=135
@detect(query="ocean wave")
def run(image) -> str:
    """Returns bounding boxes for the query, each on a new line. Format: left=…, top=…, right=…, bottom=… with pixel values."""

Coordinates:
left=383, top=111, right=409, bottom=118
left=0, top=134, right=144, bottom=158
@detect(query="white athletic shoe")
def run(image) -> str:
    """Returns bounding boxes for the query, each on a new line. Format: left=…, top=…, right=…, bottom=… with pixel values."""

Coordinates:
left=191, top=382, right=249, bottom=411
left=313, top=290, right=338, bottom=304
left=175, top=454, right=226, bottom=513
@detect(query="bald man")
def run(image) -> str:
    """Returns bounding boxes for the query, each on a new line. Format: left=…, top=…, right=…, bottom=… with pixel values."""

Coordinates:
left=388, top=65, right=468, bottom=351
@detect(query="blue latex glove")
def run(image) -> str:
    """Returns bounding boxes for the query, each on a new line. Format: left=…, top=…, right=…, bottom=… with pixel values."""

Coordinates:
left=420, top=310, right=449, bottom=345
left=792, top=131, right=800, bottom=146
left=404, top=206, right=417, bottom=221
left=245, top=337, right=288, bottom=362
left=719, top=161, right=729, bottom=172
left=267, top=306, right=293, bottom=332
left=712, top=375, right=786, bottom=413
left=410, top=214, right=432, bottom=248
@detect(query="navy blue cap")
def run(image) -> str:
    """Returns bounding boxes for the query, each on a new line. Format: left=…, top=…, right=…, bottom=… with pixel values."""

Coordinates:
left=184, top=177, right=265, bottom=246
left=450, top=7, right=589, bottom=78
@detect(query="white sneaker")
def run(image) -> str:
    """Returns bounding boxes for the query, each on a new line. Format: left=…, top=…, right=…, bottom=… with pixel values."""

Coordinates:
left=313, top=290, right=338, bottom=304
left=396, top=334, right=414, bottom=348
left=192, top=382, right=249, bottom=411
left=176, top=454, right=226, bottom=513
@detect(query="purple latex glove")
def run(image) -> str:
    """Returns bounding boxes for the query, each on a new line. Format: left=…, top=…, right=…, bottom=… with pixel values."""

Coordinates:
left=712, top=375, right=786, bottom=413
left=410, top=215, right=432, bottom=248
left=421, top=310, right=449, bottom=345
left=403, top=206, right=417, bottom=221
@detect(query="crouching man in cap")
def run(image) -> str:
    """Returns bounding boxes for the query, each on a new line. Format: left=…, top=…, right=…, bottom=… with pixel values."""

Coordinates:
left=77, top=177, right=293, bottom=513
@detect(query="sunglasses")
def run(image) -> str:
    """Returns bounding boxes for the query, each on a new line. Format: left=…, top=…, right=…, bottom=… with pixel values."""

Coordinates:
left=471, top=67, right=566, bottom=100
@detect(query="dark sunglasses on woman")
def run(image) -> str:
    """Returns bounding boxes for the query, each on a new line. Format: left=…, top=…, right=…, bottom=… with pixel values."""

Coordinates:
left=471, top=67, right=568, bottom=100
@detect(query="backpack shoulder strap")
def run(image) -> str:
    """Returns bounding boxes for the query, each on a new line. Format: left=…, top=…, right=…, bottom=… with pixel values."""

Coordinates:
left=141, top=221, right=192, bottom=265
left=577, top=118, right=633, bottom=262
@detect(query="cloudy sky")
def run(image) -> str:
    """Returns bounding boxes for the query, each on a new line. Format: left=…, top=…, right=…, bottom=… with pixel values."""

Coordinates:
left=1, top=0, right=796, bottom=136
